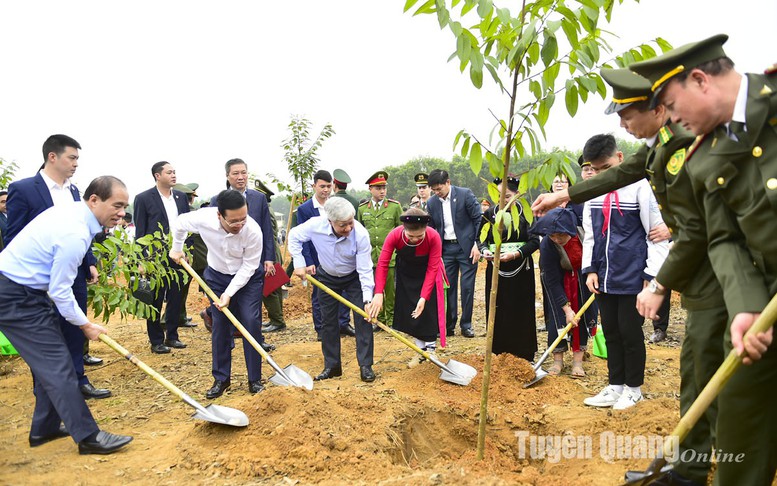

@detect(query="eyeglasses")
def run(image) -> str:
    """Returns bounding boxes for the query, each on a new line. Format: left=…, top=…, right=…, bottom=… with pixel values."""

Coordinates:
left=223, top=217, right=248, bottom=228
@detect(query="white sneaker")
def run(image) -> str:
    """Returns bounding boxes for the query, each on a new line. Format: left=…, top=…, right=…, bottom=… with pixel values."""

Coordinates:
left=583, top=385, right=622, bottom=407
left=613, top=389, right=643, bottom=410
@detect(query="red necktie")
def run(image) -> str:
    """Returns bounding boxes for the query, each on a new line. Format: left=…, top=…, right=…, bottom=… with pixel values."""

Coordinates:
left=601, top=191, right=622, bottom=236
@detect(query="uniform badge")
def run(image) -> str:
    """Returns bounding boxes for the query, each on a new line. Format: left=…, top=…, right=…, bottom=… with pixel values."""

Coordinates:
left=666, top=148, right=686, bottom=175
left=658, top=125, right=674, bottom=146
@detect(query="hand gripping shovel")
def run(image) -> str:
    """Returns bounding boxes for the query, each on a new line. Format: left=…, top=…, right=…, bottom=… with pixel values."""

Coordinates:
left=180, top=260, right=313, bottom=391
left=622, top=293, right=777, bottom=485
left=524, top=294, right=596, bottom=388
left=306, top=275, right=477, bottom=386
left=99, top=334, right=248, bottom=427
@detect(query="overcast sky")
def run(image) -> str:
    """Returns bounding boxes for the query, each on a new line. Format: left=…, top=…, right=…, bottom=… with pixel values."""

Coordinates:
left=1, top=0, right=774, bottom=201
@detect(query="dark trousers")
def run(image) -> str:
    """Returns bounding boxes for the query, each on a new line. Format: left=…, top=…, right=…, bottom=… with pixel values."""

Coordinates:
left=597, top=293, right=646, bottom=387
left=146, top=264, right=183, bottom=345
left=263, top=287, right=285, bottom=326
left=205, top=267, right=263, bottom=382
left=652, top=293, right=672, bottom=332
left=0, top=275, right=99, bottom=443
left=311, top=286, right=352, bottom=332
left=442, top=241, right=477, bottom=332
left=673, top=305, right=727, bottom=484
left=59, top=279, right=90, bottom=386
left=316, top=268, right=373, bottom=369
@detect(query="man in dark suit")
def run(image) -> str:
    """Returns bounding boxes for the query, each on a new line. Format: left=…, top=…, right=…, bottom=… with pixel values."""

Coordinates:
left=0, top=190, right=7, bottom=249
left=5, top=134, right=111, bottom=399
left=133, top=161, right=190, bottom=354
left=426, top=169, right=481, bottom=338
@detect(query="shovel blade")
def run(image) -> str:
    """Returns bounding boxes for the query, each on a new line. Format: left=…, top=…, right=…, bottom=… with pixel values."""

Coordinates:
left=269, top=365, right=314, bottom=390
left=192, top=404, right=250, bottom=427
left=437, top=358, right=477, bottom=386
left=621, top=461, right=671, bottom=485
left=524, top=367, right=549, bottom=388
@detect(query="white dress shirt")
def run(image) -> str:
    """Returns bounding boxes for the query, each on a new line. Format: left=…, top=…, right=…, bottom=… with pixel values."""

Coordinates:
left=157, top=188, right=180, bottom=229
left=288, top=215, right=374, bottom=302
left=172, top=207, right=263, bottom=298
left=39, top=171, right=76, bottom=207
left=440, top=193, right=457, bottom=240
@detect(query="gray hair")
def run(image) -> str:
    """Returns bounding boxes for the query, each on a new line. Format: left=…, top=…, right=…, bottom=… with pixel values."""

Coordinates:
left=323, top=197, right=355, bottom=222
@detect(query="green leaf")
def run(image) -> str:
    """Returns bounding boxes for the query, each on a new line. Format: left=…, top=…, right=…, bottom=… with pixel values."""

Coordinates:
left=476, top=0, right=492, bottom=18
left=413, top=0, right=436, bottom=16
left=565, top=84, right=579, bottom=116
left=655, top=37, right=673, bottom=53
left=560, top=18, right=579, bottom=49
left=640, top=44, right=656, bottom=59
left=520, top=197, right=534, bottom=225
left=479, top=221, right=491, bottom=243
left=487, top=182, right=500, bottom=204
left=492, top=224, right=502, bottom=246
left=453, top=129, right=466, bottom=151
left=435, top=0, right=449, bottom=28
left=403, top=0, right=420, bottom=13
left=510, top=203, right=520, bottom=233
left=488, top=153, right=502, bottom=179
left=461, top=136, right=471, bottom=158
left=527, top=42, right=540, bottom=65
left=469, top=65, right=483, bottom=88
left=469, top=143, right=483, bottom=175
left=540, top=34, right=558, bottom=67
left=502, top=210, right=513, bottom=240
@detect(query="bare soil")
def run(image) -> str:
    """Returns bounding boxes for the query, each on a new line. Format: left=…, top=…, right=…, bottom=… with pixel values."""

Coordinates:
left=0, top=263, right=692, bottom=485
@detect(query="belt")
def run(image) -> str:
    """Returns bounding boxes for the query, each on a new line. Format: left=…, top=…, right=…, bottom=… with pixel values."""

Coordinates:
left=443, top=239, right=458, bottom=244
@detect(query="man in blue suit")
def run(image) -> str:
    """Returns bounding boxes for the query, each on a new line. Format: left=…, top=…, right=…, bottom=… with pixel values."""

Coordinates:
left=294, top=170, right=356, bottom=339
left=133, top=161, right=190, bottom=354
left=426, top=169, right=481, bottom=338
left=5, top=134, right=111, bottom=399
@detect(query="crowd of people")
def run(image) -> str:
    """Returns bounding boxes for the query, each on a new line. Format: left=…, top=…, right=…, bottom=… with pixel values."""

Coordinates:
left=0, top=33, right=775, bottom=485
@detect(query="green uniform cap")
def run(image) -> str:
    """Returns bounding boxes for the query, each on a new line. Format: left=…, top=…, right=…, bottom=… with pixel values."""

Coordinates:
left=174, top=183, right=194, bottom=194
left=365, top=171, right=388, bottom=186
left=254, top=179, right=275, bottom=197
left=600, top=67, right=652, bottom=115
left=414, top=172, right=429, bottom=186
left=577, top=155, right=590, bottom=167
left=332, top=168, right=351, bottom=185
left=630, top=34, right=729, bottom=109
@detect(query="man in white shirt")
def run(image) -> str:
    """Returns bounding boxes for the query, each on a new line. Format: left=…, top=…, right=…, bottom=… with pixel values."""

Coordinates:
left=170, top=190, right=264, bottom=398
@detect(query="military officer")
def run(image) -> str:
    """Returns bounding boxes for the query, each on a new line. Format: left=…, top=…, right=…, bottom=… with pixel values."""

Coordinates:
left=255, top=179, right=286, bottom=335
left=414, top=173, right=430, bottom=211
left=535, top=66, right=727, bottom=485
left=332, top=169, right=359, bottom=212
left=357, top=171, right=402, bottom=328
left=628, top=35, right=777, bottom=486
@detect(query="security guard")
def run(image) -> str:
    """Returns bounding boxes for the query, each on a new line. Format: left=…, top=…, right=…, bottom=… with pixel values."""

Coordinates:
left=414, top=173, right=430, bottom=211
left=357, top=171, right=402, bottom=328
left=255, top=179, right=286, bottom=334
left=630, top=35, right=777, bottom=486
left=332, top=169, right=359, bottom=211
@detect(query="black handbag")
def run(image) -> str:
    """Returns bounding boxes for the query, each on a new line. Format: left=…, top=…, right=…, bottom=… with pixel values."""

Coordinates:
left=130, top=276, right=154, bottom=305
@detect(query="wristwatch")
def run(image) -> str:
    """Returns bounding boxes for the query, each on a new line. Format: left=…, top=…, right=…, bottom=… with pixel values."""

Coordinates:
left=647, top=279, right=666, bottom=296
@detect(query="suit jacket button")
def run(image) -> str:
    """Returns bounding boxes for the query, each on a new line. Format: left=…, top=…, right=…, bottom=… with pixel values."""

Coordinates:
left=717, top=177, right=725, bottom=186
left=753, top=146, right=763, bottom=157
left=767, top=178, right=777, bottom=190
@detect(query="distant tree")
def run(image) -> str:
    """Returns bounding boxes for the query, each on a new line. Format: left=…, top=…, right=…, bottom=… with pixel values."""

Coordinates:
left=0, top=157, right=19, bottom=189
left=280, top=116, right=335, bottom=196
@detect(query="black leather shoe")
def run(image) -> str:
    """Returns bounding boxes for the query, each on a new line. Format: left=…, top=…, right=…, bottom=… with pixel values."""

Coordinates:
left=151, top=343, right=171, bottom=354
left=261, top=321, right=272, bottom=332
left=260, top=342, right=276, bottom=352
left=200, top=309, right=213, bottom=333
left=360, top=365, right=376, bottom=382
left=314, top=366, right=343, bottom=381
left=206, top=380, right=230, bottom=399
left=80, top=383, right=112, bottom=400
left=445, top=330, right=454, bottom=337
left=461, top=328, right=475, bottom=338
left=372, top=324, right=382, bottom=333
left=340, top=324, right=356, bottom=337
left=29, top=424, right=69, bottom=447
left=78, top=431, right=133, bottom=455
left=179, top=316, right=197, bottom=328
left=164, top=339, right=187, bottom=349
left=316, top=332, right=322, bottom=342
left=83, top=354, right=103, bottom=366
left=248, top=381, right=265, bottom=394
left=264, top=323, right=287, bottom=333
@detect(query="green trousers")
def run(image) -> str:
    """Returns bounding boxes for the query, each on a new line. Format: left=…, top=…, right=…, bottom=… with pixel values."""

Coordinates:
left=263, top=287, right=285, bottom=326
left=714, top=315, right=777, bottom=486
left=377, top=267, right=395, bottom=327
left=673, top=305, right=727, bottom=484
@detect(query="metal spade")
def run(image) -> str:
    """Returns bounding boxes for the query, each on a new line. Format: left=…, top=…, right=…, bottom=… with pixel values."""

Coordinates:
left=306, top=275, right=477, bottom=386
left=524, top=294, right=596, bottom=388
left=180, top=260, right=313, bottom=391
left=99, top=334, right=249, bottom=427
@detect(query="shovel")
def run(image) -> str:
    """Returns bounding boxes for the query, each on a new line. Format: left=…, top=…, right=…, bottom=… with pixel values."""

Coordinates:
left=524, top=294, right=596, bottom=388
left=622, top=292, right=777, bottom=485
left=180, top=260, right=313, bottom=391
left=306, top=275, right=477, bottom=386
left=99, top=334, right=248, bottom=427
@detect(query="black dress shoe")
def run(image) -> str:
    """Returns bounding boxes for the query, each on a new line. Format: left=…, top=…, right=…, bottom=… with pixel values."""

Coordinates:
left=260, top=342, right=276, bottom=352
left=360, top=365, right=376, bottom=383
left=340, top=324, right=356, bottom=337
left=200, top=309, right=213, bottom=332
left=261, top=322, right=272, bottom=332
left=461, top=328, right=475, bottom=338
left=29, top=424, right=69, bottom=447
left=445, top=330, right=454, bottom=337
left=316, top=332, right=322, bottom=342
left=164, top=339, right=187, bottom=349
left=206, top=380, right=231, bottom=399
left=264, top=323, right=287, bottom=333
left=80, top=383, right=112, bottom=400
left=248, top=381, right=265, bottom=394
left=78, top=431, right=133, bottom=455
left=314, top=366, right=343, bottom=381
left=83, top=354, right=103, bottom=366
left=179, top=317, right=198, bottom=328
left=151, top=343, right=171, bottom=354
left=372, top=324, right=382, bottom=333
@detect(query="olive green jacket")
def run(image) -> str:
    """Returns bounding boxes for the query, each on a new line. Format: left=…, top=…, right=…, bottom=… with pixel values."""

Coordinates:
left=568, top=122, right=723, bottom=310
left=682, top=71, right=777, bottom=316
left=357, top=199, right=402, bottom=266
left=333, top=190, right=360, bottom=212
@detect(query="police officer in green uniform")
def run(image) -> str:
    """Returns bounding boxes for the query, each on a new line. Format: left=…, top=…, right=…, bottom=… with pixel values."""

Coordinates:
left=629, top=35, right=777, bottom=486
left=535, top=67, right=727, bottom=485
left=165, top=182, right=199, bottom=329
left=255, top=179, right=287, bottom=334
left=332, top=169, right=359, bottom=212
left=357, top=171, right=402, bottom=328
left=415, top=173, right=430, bottom=212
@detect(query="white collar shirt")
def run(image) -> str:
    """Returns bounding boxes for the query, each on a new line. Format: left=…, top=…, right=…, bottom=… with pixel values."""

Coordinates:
left=39, top=171, right=75, bottom=207
left=157, top=188, right=180, bottom=229
left=440, top=190, right=456, bottom=240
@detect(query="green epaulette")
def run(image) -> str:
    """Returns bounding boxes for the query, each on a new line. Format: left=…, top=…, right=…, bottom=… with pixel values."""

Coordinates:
left=657, top=125, right=674, bottom=146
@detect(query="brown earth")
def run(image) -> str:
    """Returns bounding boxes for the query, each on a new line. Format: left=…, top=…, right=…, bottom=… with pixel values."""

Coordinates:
left=0, top=263, right=692, bottom=485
